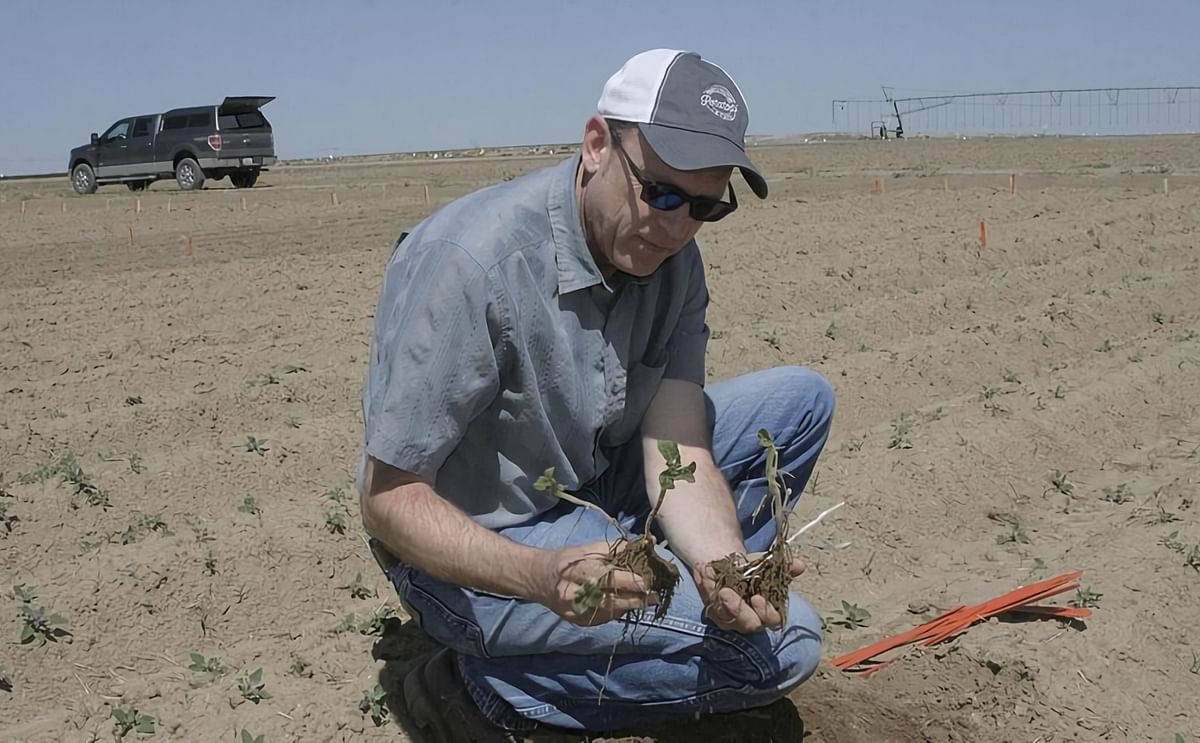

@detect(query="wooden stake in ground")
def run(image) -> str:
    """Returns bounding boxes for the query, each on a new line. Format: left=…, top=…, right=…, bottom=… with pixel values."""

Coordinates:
left=423, top=184, right=431, bottom=205
left=1009, top=173, right=1016, bottom=195
left=1164, top=178, right=1170, bottom=196
left=182, top=233, right=193, bottom=256
left=127, top=225, right=134, bottom=248
left=241, top=196, right=247, bottom=212
left=135, top=198, right=141, bottom=214
left=979, top=220, right=988, bottom=248
left=330, top=190, right=339, bottom=207
left=61, top=201, right=66, bottom=213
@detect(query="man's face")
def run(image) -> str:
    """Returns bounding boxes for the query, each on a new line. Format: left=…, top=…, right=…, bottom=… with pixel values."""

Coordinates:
left=582, top=120, right=733, bottom=278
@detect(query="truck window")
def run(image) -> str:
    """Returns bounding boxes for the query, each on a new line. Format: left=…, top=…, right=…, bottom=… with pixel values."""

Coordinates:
left=103, top=121, right=131, bottom=142
left=164, top=115, right=188, bottom=130
left=186, top=112, right=212, bottom=129
left=132, top=118, right=153, bottom=138
left=219, top=112, right=267, bottom=130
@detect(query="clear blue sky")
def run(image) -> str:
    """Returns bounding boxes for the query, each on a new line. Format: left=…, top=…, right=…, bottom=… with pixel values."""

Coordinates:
left=2, top=0, right=1198, bottom=175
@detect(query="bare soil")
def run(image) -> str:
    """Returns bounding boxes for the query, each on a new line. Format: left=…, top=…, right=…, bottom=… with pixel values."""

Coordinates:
left=2, top=134, right=1198, bottom=742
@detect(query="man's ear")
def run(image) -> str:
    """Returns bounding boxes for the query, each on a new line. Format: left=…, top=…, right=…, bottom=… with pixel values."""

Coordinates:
left=580, top=114, right=611, bottom=176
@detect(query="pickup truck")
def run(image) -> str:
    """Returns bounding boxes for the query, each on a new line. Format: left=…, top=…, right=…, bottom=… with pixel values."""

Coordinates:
left=68, top=96, right=277, bottom=194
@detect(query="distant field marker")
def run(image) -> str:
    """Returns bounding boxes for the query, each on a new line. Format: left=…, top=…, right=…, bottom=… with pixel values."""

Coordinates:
left=979, top=219, right=988, bottom=248
left=241, top=196, right=247, bottom=212
left=167, top=197, right=173, bottom=213
left=1009, top=173, right=1016, bottom=195
left=330, top=190, right=339, bottom=207
left=424, top=184, right=431, bottom=205
left=182, top=233, right=193, bottom=256
left=135, top=197, right=141, bottom=214
left=1164, top=178, right=1169, bottom=196
left=127, top=224, right=134, bottom=248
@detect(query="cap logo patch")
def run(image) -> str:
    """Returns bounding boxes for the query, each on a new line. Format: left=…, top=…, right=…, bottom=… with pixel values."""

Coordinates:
left=700, top=84, right=738, bottom=121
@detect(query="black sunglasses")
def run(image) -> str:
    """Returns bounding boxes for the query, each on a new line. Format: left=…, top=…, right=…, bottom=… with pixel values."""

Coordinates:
left=610, top=130, right=738, bottom=222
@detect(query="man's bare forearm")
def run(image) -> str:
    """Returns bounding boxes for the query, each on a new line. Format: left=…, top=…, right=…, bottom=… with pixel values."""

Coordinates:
left=361, top=459, right=547, bottom=600
left=649, top=445, right=747, bottom=567
left=641, top=379, right=747, bottom=569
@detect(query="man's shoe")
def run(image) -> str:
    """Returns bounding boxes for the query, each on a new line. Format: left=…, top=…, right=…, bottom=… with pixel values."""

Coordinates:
left=403, top=648, right=520, bottom=743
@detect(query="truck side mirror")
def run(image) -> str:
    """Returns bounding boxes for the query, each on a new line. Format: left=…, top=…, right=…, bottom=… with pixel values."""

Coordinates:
left=91, top=133, right=99, bottom=145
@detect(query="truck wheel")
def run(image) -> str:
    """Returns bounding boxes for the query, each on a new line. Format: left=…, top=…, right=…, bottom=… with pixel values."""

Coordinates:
left=230, top=171, right=258, bottom=189
left=71, top=163, right=97, bottom=194
left=175, top=157, right=206, bottom=191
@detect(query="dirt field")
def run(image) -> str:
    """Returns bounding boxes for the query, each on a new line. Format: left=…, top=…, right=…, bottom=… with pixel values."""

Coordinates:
left=2, top=135, right=1198, bottom=742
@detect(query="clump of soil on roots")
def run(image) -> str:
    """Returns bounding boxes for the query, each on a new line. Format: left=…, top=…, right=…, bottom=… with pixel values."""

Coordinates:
left=535, top=440, right=694, bottom=622
left=704, top=429, right=815, bottom=625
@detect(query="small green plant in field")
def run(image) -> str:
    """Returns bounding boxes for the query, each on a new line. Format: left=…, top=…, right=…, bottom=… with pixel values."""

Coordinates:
left=288, top=655, right=312, bottom=678
left=19, top=603, right=70, bottom=645
left=1069, top=587, right=1103, bottom=609
left=1048, top=470, right=1075, bottom=496
left=887, top=416, right=913, bottom=450
left=187, top=652, right=224, bottom=675
left=358, top=606, right=396, bottom=636
left=241, top=731, right=265, bottom=743
left=1145, top=506, right=1181, bottom=525
left=824, top=321, right=837, bottom=340
left=10, top=584, right=37, bottom=603
left=59, top=459, right=109, bottom=509
left=285, top=416, right=302, bottom=429
left=111, top=706, right=155, bottom=737
left=1160, top=531, right=1185, bottom=553
left=281, top=363, right=309, bottom=374
left=996, top=523, right=1032, bottom=545
left=242, top=436, right=270, bottom=456
left=124, top=395, right=143, bottom=406
left=16, top=455, right=76, bottom=485
left=334, top=613, right=357, bottom=634
left=1185, top=545, right=1200, bottom=573
left=1102, top=483, right=1134, bottom=504
left=829, top=601, right=870, bottom=630
left=235, top=668, right=271, bottom=705
left=1002, top=369, right=1021, bottom=384
left=359, top=684, right=390, bottom=727
left=340, top=573, right=376, bottom=600
left=127, top=454, right=144, bottom=474
left=250, top=374, right=279, bottom=386
left=238, top=496, right=261, bottom=515
left=0, top=663, right=12, bottom=691
left=1095, top=339, right=1113, bottom=353
left=324, top=509, right=347, bottom=534
left=203, top=553, right=218, bottom=576
left=118, top=513, right=171, bottom=545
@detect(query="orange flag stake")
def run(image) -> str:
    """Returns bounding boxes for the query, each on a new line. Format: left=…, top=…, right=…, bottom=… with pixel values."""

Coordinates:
left=979, top=220, right=988, bottom=248
left=832, top=570, right=1087, bottom=675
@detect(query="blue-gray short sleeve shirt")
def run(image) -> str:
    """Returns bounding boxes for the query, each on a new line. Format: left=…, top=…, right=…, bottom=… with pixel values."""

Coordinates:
left=359, top=154, right=710, bottom=528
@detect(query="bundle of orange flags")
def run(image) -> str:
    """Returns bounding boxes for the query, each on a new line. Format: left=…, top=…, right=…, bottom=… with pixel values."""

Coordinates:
left=832, top=570, right=1091, bottom=677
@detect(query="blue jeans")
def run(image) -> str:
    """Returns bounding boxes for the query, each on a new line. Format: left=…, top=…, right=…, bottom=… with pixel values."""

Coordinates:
left=384, top=366, right=835, bottom=732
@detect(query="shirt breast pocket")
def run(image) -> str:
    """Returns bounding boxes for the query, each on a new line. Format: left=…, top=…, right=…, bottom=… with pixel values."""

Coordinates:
left=600, top=356, right=668, bottom=448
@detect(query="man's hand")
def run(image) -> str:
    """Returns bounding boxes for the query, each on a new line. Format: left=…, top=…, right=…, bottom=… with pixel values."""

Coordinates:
left=692, top=553, right=805, bottom=633
left=533, top=541, right=654, bottom=626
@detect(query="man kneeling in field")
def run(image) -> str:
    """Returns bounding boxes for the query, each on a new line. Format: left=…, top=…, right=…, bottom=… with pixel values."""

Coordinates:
left=358, top=48, right=834, bottom=740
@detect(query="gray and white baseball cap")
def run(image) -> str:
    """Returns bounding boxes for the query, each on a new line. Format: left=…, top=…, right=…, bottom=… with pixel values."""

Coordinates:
left=597, top=49, right=767, bottom=198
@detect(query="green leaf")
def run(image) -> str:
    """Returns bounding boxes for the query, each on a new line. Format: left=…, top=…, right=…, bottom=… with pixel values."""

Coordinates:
left=241, top=732, right=254, bottom=743
left=757, top=429, right=774, bottom=448
left=532, top=468, right=557, bottom=492
left=249, top=668, right=263, bottom=684
left=112, top=708, right=130, bottom=723
left=657, top=439, right=681, bottom=465
left=19, top=624, right=34, bottom=643
left=135, top=716, right=155, bottom=733
left=572, top=580, right=603, bottom=614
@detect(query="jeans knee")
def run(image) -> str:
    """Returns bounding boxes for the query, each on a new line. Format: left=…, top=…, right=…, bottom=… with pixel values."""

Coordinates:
left=764, top=366, right=835, bottom=444
left=771, top=594, right=823, bottom=691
